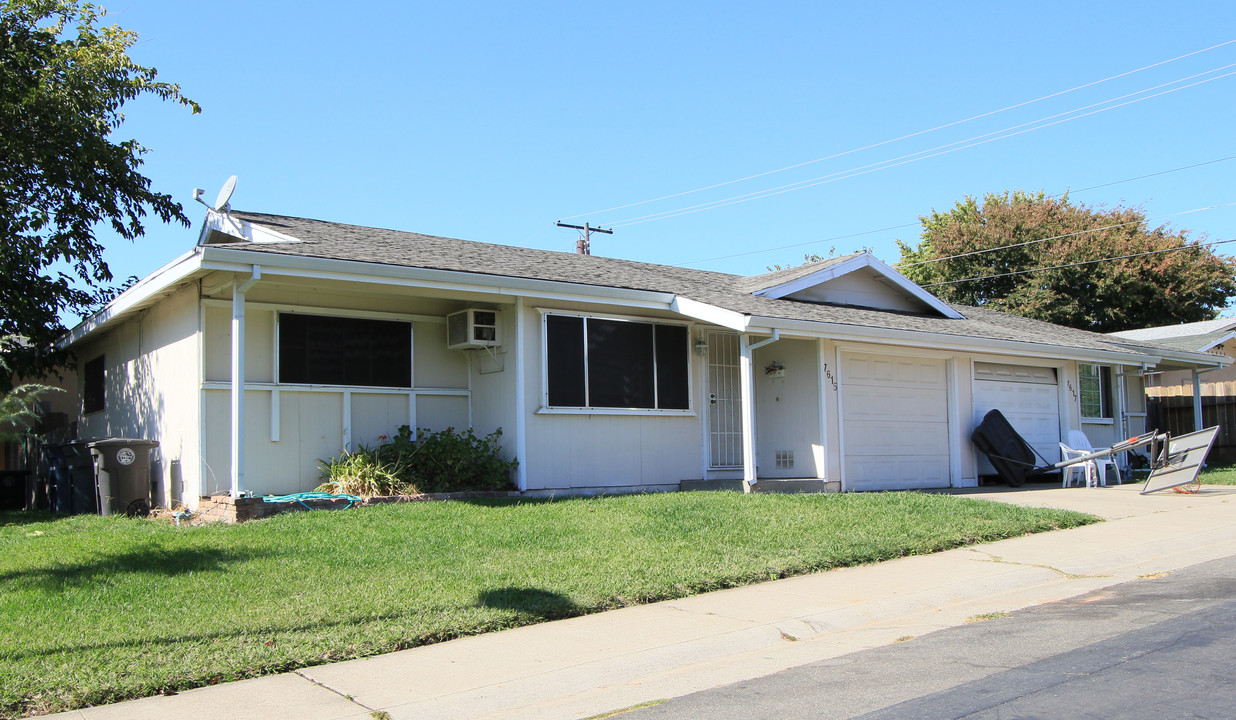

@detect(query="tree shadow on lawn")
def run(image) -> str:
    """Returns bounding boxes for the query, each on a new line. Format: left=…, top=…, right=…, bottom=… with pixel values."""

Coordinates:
left=0, top=544, right=274, bottom=591
left=476, top=586, right=582, bottom=621
left=0, top=510, right=62, bottom=527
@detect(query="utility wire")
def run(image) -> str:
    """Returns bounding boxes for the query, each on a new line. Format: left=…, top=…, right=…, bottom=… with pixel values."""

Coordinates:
left=558, top=39, right=1236, bottom=222
left=900, top=200, right=1236, bottom=268
left=679, top=157, right=1236, bottom=266
left=610, top=66, right=1236, bottom=228
left=921, top=237, right=1236, bottom=287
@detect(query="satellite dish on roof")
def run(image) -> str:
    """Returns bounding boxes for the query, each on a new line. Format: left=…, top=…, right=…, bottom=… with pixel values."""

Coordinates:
left=214, top=175, right=238, bottom=211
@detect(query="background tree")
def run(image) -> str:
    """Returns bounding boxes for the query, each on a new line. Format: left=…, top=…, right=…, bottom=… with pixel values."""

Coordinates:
left=0, top=0, right=199, bottom=386
left=896, top=191, right=1236, bottom=333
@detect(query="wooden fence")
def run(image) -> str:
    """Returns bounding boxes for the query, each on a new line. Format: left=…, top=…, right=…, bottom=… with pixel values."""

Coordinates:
left=1146, top=395, right=1236, bottom=463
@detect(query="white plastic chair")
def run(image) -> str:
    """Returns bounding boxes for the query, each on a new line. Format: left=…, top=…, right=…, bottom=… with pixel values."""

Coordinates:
left=1059, top=442, right=1097, bottom=487
left=1067, top=430, right=1118, bottom=486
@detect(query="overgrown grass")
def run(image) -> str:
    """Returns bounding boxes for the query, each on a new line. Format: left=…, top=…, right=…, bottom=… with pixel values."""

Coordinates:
left=0, top=492, right=1095, bottom=717
left=1199, top=461, right=1236, bottom=485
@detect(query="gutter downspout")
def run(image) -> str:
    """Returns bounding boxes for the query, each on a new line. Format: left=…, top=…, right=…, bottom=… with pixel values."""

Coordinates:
left=231, top=266, right=261, bottom=497
left=740, top=330, right=780, bottom=493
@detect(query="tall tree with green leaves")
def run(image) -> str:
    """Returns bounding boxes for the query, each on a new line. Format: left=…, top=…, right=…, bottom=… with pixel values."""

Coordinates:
left=0, top=0, right=199, bottom=386
left=896, top=191, right=1236, bottom=333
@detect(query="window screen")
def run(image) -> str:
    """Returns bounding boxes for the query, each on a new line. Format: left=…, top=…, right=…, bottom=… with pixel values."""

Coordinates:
left=545, top=314, right=689, bottom=410
left=83, top=355, right=104, bottom=414
left=1079, top=364, right=1112, bottom=419
left=279, top=314, right=412, bottom=388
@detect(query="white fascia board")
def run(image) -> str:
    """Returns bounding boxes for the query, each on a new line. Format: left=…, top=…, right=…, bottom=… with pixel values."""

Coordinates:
left=1150, top=346, right=1232, bottom=368
left=1197, top=331, right=1236, bottom=354
left=751, top=254, right=867, bottom=297
left=743, top=315, right=1160, bottom=366
left=751, top=253, right=964, bottom=320
left=670, top=296, right=749, bottom=331
left=198, top=247, right=678, bottom=309
left=59, top=249, right=205, bottom=347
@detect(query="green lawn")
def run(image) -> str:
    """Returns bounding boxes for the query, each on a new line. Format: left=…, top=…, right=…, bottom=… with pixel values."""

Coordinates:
left=1199, top=461, right=1236, bottom=485
left=0, top=492, right=1096, bottom=717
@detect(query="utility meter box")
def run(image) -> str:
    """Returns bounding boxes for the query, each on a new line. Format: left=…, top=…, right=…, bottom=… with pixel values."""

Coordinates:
left=447, top=309, right=501, bottom=350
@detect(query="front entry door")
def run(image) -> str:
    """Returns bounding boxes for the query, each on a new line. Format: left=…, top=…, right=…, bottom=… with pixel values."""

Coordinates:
left=707, top=331, right=743, bottom=468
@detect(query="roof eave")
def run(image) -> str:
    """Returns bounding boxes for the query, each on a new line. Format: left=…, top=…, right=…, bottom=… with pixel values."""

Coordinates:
left=59, top=248, right=206, bottom=348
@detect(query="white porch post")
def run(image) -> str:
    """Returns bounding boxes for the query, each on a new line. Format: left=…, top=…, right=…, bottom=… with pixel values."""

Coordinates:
left=739, top=330, right=780, bottom=493
left=739, top=336, right=757, bottom=492
left=514, top=297, right=528, bottom=492
left=230, top=267, right=260, bottom=497
left=1193, top=368, right=1203, bottom=432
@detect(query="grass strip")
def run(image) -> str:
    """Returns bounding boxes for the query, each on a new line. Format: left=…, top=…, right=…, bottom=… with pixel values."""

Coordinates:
left=0, top=491, right=1095, bottom=717
left=1199, top=461, right=1236, bottom=485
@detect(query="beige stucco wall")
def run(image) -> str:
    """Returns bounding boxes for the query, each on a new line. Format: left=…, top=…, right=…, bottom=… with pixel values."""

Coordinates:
left=752, top=339, right=822, bottom=479
left=74, top=283, right=201, bottom=507
left=198, top=281, right=478, bottom=499
left=519, top=300, right=703, bottom=493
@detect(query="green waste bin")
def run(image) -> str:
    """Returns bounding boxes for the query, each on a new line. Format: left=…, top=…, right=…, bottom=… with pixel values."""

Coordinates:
left=89, top=439, right=159, bottom=517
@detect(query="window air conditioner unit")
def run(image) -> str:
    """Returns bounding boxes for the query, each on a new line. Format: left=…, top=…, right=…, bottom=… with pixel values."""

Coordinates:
left=447, top=309, right=501, bottom=350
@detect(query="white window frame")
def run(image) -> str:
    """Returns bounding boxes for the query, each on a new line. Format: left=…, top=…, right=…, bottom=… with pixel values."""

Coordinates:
left=537, top=309, right=694, bottom=416
left=1079, top=363, right=1114, bottom=424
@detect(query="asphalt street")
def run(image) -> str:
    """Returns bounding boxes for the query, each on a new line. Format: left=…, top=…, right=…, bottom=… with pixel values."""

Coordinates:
left=622, top=554, right=1236, bottom=720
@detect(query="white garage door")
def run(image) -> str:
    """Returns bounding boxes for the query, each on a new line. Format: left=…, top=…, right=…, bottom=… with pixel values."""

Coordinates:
left=841, top=352, right=951, bottom=491
left=973, top=362, right=1061, bottom=477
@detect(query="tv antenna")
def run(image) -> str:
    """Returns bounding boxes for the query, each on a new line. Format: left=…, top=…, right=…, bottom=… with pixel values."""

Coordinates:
left=556, top=221, right=612, bottom=255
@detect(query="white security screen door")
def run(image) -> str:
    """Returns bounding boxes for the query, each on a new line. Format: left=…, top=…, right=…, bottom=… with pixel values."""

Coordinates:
left=708, top=331, right=743, bottom=468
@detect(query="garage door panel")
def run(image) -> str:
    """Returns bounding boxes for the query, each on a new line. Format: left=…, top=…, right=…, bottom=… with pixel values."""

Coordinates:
left=843, top=387, right=948, bottom=423
left=846, top=455, right=950, bottom=491
left=842, top=352, right=950, bottom=491
left=977, top=383, right=1057, bottom=415
left=843, top=354, right=947, bottom=389
left=844, top=421, right=949, bottom=456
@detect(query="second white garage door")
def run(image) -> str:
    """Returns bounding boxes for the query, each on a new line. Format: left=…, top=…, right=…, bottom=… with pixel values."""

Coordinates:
left=972, top=362, right=1061, bottom=477
left=841, top=352, right=951, bottom=491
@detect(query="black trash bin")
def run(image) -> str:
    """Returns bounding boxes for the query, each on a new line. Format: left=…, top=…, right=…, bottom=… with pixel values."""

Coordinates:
left=0, top=470, right=26, bottom=511
left=89, top=439, right=159, bottom=517
left=41, top=443, right=70, bottom=513
left=65, top=440, right=99, bottom=514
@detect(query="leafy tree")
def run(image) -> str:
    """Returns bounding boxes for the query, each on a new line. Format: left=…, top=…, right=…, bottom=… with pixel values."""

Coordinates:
left=0, top=0, right=199, bottom=386
left=896, top=191, right=1236, bottom=333
left=0, top=336, right=56, bottom=439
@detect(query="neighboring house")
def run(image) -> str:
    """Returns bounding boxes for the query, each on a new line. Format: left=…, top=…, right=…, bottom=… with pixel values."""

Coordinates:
left=58, top=209, right=1227, bottom=509
left=1109, top=319, right=1236, bottom=397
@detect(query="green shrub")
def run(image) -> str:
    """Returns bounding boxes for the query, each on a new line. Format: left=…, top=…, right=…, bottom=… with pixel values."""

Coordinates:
left=318, top=426, right=517, bottom=496
left=316, top=445, right=413, bottom=497
left=388, top=425, right=517, bottom=493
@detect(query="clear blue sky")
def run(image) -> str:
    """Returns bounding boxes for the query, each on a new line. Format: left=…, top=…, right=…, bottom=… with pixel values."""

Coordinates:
left=97, top=0, right=1236, bottom=299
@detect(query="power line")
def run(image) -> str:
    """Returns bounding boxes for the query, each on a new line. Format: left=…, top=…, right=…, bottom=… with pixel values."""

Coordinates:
left=609, top=66, right=1236, bottom=228
left=678, top=158, right=1236, bottom=267
left=558, top=39, right=1236, bottom=223
left=900, top=200, right=1236, bottom=268
left=921, top=237, right=1236, bottom=288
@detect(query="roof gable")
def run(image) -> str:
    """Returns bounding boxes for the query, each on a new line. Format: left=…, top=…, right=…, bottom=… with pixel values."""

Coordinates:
left=742, top=253, right=964, bottom=319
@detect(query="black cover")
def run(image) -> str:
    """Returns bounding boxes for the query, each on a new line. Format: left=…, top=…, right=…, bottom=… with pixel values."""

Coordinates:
left=971, top=409, right=1043, bottom=487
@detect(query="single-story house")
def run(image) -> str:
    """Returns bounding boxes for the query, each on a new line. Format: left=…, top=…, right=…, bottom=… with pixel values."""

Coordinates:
left=58, top=207, right=1229, bottom=508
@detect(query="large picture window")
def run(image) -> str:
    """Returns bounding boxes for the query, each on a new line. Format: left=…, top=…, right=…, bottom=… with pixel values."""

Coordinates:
left=545, top=314, right=689, bottom=411
left=1079, top=364, right=1112, bottom=420
left=279, top=313, right=412, bottom=388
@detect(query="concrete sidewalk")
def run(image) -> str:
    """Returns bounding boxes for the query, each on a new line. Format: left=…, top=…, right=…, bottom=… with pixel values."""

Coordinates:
left=46, top=484, right=1236, bottom=720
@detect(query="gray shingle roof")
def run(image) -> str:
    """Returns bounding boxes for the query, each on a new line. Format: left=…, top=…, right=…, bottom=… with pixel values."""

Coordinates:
left=217, top=211, right=1177, bottom=359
